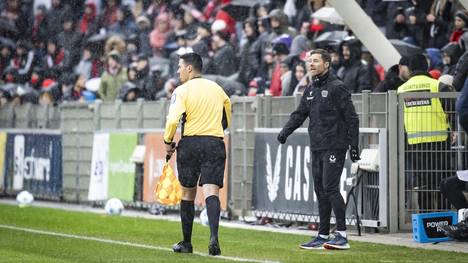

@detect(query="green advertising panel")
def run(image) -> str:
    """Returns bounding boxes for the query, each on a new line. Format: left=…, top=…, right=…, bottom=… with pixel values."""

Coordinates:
left=108, top=133, right=137, bottom=201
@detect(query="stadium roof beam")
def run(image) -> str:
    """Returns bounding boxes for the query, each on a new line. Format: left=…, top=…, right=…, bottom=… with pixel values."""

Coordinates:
left=328, top=0, right=401, bottom=70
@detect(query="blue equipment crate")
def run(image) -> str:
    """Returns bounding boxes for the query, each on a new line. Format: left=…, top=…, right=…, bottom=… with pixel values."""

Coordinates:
left=412, top=211, right=458, bottom=243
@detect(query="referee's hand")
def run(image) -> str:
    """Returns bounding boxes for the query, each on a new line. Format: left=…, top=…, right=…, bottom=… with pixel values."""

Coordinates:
left=165, top=142, right=176, bottom=159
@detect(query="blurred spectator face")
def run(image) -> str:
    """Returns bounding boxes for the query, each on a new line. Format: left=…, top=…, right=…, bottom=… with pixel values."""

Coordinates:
left=257, top=20, right=266, bottom=33
left=107, top=0, right=117, bottom=8
left=108, top=57, right=119, bottom=69
left=172, top=17, right=184, bottom=30
left=16, top=47, right=26, bottom=56
left=264, top=52, right=274, bottom=64
left=198, top=27, right=210, bottom=38
left=137, top=59, right=148, bottom=71
left=257, top=6, right=268, bottom=17
left=184, top=11, right=194, bottom=25
left=47, top=42, right=57, bottom=54
left=395, top=14, right=405, bottom=24
left=295, top=64, right=306, bottom=81
left=82, top=49, right=92, bottom=60
left=116, top=9, right=124, bottom=22
left=128, top=68, right=137, bottom=80
left=244, top=23, right=254, bottom=37
left=63, top=20, right=73, bottom=31
left=52, top=0, right=61, bottom=8
left=270, top=18, right=280, bottom=29
left=454, top=16, right=466, bottom=30
left=308, top=53, right=329, bottom=77
left=39, top=92, right=54, bottom=106
left=342, top=45, right=351, bottom=61
left=126, top=90, right=136, bottom=101
left=300, top=22, right=310, bottom=35
left=211, top=34, right=221, bottom=50
left=331, top=51, right=340, bottom=65
left=398, top=64, right=410, bottom=81
left=442, top=53, right=451, bottom=65
left=85, top=5, right=93, bottom=15
left=1, top=47, right=10, bottom=57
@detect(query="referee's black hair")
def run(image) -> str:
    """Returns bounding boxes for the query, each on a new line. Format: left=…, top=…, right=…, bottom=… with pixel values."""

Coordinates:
left=179, top=53, right=203, bottom=72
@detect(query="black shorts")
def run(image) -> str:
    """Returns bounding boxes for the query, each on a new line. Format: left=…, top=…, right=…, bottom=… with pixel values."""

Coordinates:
left=176, top=136, right=226, bottom=188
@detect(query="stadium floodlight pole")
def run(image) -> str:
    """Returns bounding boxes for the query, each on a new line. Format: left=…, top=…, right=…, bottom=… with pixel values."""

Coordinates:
left=460, top=0, right=468, bottom=10
left=328, top=0, right=401, bottom=71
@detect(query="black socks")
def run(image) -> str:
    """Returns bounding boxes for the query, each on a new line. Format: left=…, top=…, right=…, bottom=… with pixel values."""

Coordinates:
left=205, top=195, right=220, bottom=241
left=180, top=200, right=195, bottom=243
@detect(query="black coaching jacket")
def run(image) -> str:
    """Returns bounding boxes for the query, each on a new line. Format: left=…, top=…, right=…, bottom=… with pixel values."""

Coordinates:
left=279, top=72, right=360, bottom=151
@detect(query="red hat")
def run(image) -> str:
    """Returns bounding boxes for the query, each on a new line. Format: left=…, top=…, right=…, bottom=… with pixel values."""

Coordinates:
left=429, top=69, right=441, bottom=80
left=42, top=79, right=56, bottom=90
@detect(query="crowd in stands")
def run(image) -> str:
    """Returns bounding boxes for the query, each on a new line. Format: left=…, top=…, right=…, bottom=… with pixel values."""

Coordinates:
left=0, top=0, right=467, bottom=107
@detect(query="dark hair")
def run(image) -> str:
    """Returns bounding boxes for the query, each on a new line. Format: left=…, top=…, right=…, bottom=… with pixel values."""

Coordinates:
left=179, top=52, right=203, bottom=72
left=309, top=49, right=331, bottom=65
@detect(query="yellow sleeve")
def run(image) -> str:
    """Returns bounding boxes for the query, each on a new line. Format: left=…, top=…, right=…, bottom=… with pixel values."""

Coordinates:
left=163, top=89, right=186, bottom=143
left=224, top=94, right=232, bottom=129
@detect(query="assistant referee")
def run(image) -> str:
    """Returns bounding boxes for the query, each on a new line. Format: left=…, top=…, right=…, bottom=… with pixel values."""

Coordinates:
left=164, top=52, right=231, bottom=256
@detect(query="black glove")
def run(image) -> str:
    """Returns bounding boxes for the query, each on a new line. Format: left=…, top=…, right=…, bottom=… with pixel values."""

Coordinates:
left=350, top=146, right=361, bottom=162
left=277, top=131, right=287, bottom=144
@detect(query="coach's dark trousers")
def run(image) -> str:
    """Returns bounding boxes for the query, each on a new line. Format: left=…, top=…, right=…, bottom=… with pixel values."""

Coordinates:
left=311, top=149, right=347, bottom=235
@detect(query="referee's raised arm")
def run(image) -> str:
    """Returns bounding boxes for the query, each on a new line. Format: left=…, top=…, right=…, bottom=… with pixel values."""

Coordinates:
left=164, top=52, right=230, bottom=256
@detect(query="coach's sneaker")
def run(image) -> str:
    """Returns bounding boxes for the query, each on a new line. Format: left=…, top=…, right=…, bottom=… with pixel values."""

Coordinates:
left=299, top=236, right=329, bottom=250
left=208, top=239, right=221, bottom=256
left=323, top=233, right=350, bottom=250
left=173, top=241, right=193, bottom=253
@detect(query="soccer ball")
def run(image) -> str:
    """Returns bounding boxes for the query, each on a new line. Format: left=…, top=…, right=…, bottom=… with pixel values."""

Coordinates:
left=16, top=191, right=34, bottom=207
left=200, top=208, right=209, bottom=226
left=105, top=198, right=124, bottom=215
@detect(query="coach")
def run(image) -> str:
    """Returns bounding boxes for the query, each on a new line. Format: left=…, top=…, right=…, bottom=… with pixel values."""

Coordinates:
left=277, top=49, right=360, bottom=250
left=163, top=52, right=231, bottom=256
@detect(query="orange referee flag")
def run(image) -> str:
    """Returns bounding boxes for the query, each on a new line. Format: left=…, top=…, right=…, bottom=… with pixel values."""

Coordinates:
left=154, top=158, right=182, bottom=205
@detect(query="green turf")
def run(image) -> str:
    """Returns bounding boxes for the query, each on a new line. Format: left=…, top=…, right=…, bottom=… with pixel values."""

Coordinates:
left=0, top=203, right=466, bottom=263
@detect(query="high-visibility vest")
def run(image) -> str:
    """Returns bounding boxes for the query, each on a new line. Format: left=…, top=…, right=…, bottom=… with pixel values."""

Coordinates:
left=397, top=75, right=449, bottom=145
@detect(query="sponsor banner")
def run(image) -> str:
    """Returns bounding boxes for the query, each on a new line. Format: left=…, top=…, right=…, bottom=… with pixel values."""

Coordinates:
left=0, top=132, right=6, bottom=190
left=88, top=133, right=110, bottom=201
left=108, top=133, right=137, bottom=201
left=143, top=132, right=229, bottom=210
left=4, top=133, right=62, bottom=198
left=253, top=129, right=354, bottom=219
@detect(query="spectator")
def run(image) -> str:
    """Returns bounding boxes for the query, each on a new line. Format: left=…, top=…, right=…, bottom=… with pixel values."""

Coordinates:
left=135, top=15, right=153, bottom=56
left=43, top=38, right=69, bottom=79
left=0, top=43, right=13, bottom=76
left=28, top=67, right=45, bottom=91
left=0, top=0, right=29, bottom=39
left=268, top=42, right=290, bottom=96
left=31, top=5, right=49, bottom=45
left=207, top=31, right=237, bottom=77
left=75, top=46, right=96, bottom=80
left=78, top=3, right=99, bottom=38
left=453, top=32, right=468, bottom=91
left=427, top=0, right=453, bottom=48
left=267, top=9, right=296, bottom=44
left=336, top=38, right=372, bottom=93
left=38, top=78, right=59, bottom=106
left=441, top=42, right=462, bottom=75
left=374, top=64, right=404, bottom=92
left=237, top=18, right=260, bottom=87
left=57, top=17, right=82, bottom=67
left=99, top=0, right=120, bottom=29
left=109, top=5, right=138, bottom=36
left=450, top=10, right=468, bottom=43
left=150, top=12, right=171, bottom=57
left=386, top=6, right=410, bottom=40
left=134, top=54, right=151, bottom=90
left=10, top=40, right=35, bottom=84
left=58, top=73, right=78, bottom=102
left=143, top=64, right=166, bottom=100
left=290, top=21, right=312, bottom=56
left=47, top=0, right=66, bottom=39
left=98, top=50, right=127, bottom=101
left=119, top=64, right=140, bottom=102
left=0, top=83, right=21, bottom=107
left=405, top=0, right=430, bottom=48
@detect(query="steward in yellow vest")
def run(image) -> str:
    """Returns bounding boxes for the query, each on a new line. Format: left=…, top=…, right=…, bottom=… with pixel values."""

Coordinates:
left=397, top=57, right=450, bottom=145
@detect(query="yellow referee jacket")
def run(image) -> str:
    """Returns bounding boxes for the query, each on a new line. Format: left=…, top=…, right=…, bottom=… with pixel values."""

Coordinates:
left=164, top=77, right=231, bottom=144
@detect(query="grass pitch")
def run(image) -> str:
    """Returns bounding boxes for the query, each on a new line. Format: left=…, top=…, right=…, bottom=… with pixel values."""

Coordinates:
left=0, top=203, right=466, bottom=263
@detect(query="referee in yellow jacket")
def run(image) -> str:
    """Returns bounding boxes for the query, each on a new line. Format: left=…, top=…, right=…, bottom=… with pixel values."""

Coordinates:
left=164, top=52, right=231, bottom=256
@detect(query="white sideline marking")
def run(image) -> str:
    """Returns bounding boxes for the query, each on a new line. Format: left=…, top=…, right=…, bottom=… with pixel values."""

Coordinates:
left=0, top=224, right=279, bottom=263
